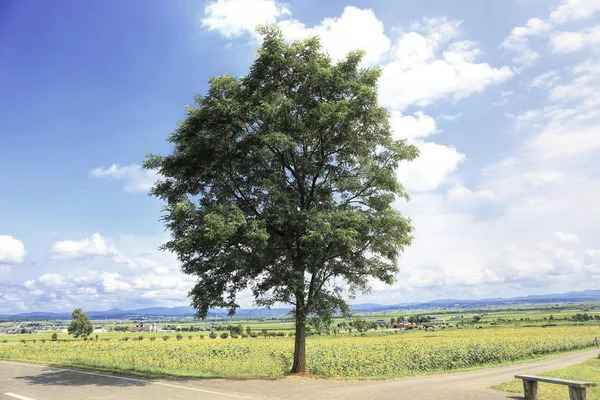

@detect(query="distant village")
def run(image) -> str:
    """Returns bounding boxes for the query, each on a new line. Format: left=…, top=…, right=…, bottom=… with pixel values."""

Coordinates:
left=0, top=319, right=193, bottom=335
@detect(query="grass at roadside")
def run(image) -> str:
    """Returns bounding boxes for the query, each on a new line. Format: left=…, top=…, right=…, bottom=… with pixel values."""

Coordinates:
left=493, top=354, right=600, bottom=400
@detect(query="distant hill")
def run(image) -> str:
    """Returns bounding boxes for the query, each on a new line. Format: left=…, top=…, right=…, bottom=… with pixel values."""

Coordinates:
left=1, top=289, right=599, bottom=320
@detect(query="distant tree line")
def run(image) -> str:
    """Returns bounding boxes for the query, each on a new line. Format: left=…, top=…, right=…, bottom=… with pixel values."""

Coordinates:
left=571, top=313, right=598, bottom=322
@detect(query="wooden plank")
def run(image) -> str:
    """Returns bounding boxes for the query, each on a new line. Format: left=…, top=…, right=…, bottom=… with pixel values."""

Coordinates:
left=515, top=375, right=597, bottom=388
left=523, top=379, right=538, bottom=399
left=569, top=386, right=587, bottom=400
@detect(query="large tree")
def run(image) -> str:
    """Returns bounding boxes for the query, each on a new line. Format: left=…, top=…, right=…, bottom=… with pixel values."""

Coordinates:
left=145, top=27, right=418, bottom=373
left=67, top=308, right=93, bottom=339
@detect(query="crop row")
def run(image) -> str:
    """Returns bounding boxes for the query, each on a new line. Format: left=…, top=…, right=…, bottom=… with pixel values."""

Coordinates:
left=0, top=327, right=597, bottom=378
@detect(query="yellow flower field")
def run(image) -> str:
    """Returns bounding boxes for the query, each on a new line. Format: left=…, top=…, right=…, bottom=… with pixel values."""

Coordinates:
left=0, top=327, right=597, bottom=379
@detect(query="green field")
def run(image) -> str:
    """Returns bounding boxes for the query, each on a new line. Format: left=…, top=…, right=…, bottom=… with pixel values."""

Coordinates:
left=1, top=326, right=599, bottom=379
left=1, top=303, right=598, bottom=343
left=2, top=304, right=599, bottom=380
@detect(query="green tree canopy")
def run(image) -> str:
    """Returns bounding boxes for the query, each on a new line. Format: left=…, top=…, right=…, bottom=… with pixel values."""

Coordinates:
left=145, top=26, right=418, bottom=373
left=67, top=308, right=93, bottom=339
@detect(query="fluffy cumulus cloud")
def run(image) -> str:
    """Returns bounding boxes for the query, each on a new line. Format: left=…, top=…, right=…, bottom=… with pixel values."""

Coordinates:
left=38, top=273, right=65, bottom=287
left=278, top=6, right=390, bottom=66
left=201, top=2, right=511, bottom=109
left=447, top=182, right=495, bottom=202
left=549, top=0, right=600, bottom=24
left=502, top=0, right=600, bottom=69
left=0, top=235, right=25, bottom=264
left=584, top=249, right=600, bottom=265
left=554, top=231, right=580, bottom=243
left=202, top=1, right=390, bottom=65
left=389, top=111, right=438, bottom=142
left=379, top=19, right=512, bottom=110
left=550, top=26, right=600, bottom=53
left=50, top=233, right=175, bottom=274
left=0, top=234, right=196, bottom=313
left=90, top=164, right=159, bottom=193
left=201, top=0, right=290, bottom=38
left=396, top=142, right=465, bottom=192
left=51, top=233, right=117, bottom=260
left=388, top=110, right=466, bottom=193
left=362, top=53, right=600, bottom=302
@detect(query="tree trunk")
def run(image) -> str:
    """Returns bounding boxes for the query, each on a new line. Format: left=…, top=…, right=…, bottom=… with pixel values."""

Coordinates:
left=291, top=311, right=307, bottom=374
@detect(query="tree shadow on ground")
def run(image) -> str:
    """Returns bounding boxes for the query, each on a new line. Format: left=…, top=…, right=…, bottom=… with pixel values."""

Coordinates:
left=12, top=364, right=277, bottom=386
left=14, top=368, right=149, bottom=387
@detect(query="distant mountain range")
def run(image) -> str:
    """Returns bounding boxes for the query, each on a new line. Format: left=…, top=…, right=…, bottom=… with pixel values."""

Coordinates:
left=2, top=290, right=599, bottom=320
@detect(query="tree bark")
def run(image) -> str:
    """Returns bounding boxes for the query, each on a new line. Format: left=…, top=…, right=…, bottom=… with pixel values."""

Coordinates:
left=291, top=310, right=307, bottom=373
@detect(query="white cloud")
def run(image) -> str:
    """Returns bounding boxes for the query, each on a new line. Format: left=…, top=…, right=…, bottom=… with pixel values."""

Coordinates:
left=50, top=233, right=172, bottom=275
left=38, top=273, right=65, bottom=287
left=502, top=0, right=600, bottom=68
left=549, top=0, right=600, bottom=24
left=500, top=17, right=551, bottom=67
left=52, top=233, right=117, bottom=260
left=584, top=249, right=600, bottom=264
left=396, top=142, right=465, bottom=192
left=279, top=7, right=389, bottom=66
left=100, top=272, right=131, bottom=293
left=23, top=280, right=36, bottom=289
left=373, top=50, right=600, bottom=301
left=439, top=113, right=463, bottom=121
left=202, top=0, right=290, bottom=38
left=522, top=62, right=600, bottom=159
left=523, top=171, right=565, bottom=186
left=500, top=18, right=550, bottom=68
left=90, top=164, right=159, bottom=193
left=155, top=266, right=170, bottom=275
left=554, top=231, right=580, bottom=243
left=0, top=235, right=25, bottom=264
left=447, top=182, right=495, bottom=202
left=512, top=17, right=552, bottom=37
left=379, top=21, right=506, bottom=194
left=390, top=111, right=438, bottom=142
left=550, top=31, right=586, bottom=53
left=0, top=233, right=196, bottom=313
left=531, top=70, right=560, bottom=88
left=550, top=248, right=583, bottom=275
left=380, top=19, right=512, bottom=109
left=550, top=26, right=600, bottom=53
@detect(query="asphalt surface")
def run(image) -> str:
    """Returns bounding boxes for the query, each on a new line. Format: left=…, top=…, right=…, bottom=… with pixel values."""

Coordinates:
left=1, top=349, right=598, bottom=400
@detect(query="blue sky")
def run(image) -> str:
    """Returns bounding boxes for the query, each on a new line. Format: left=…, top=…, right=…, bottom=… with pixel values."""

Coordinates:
left=1, top=0, right=599, bottom=313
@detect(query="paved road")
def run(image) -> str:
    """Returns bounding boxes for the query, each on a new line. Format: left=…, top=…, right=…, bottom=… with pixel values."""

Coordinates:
left=1, top=349, right=598, bottom=400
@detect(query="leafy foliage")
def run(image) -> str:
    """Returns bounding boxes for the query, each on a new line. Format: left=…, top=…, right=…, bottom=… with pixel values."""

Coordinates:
left=145, top=26, right=417, bottom=372
left=67, top=308, right=93, bottom=339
